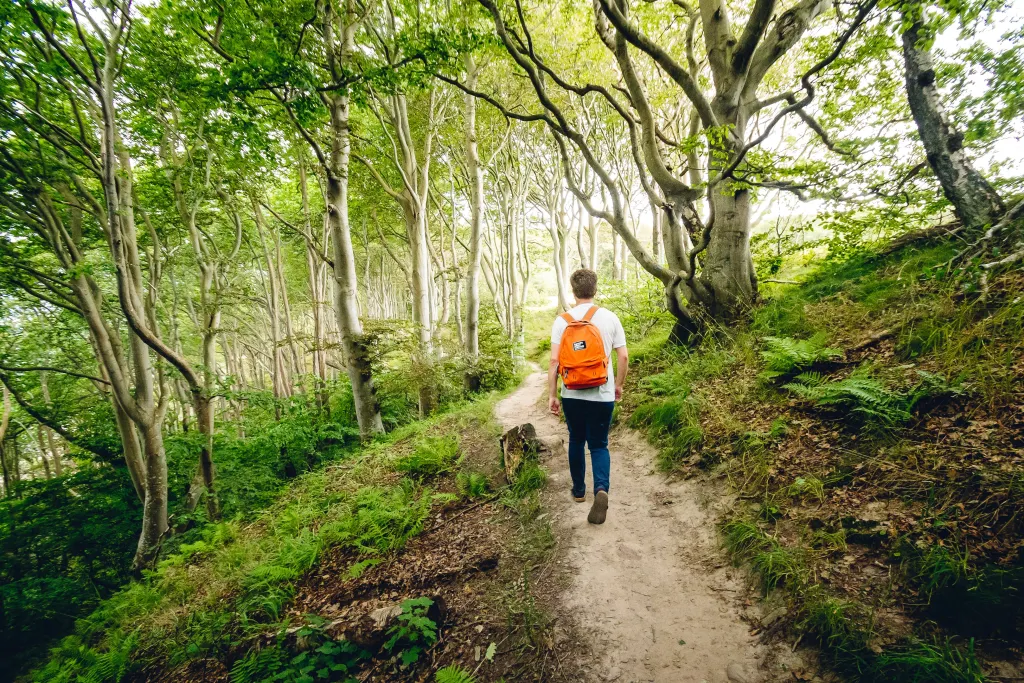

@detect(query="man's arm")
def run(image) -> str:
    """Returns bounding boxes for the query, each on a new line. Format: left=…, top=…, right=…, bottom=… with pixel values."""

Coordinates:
left=548, top=345, right=561, bottom=415
left=614, top=346, right=629, bottom=401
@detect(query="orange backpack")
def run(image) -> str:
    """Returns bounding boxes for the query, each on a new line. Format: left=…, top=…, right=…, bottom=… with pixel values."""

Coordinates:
left=557, top=306, right=608, bottom=390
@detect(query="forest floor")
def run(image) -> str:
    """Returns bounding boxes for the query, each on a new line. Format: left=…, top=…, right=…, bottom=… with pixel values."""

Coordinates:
left=495, top=372, right=812, bottom=683
left=25, top=238, right=1024, bottom=683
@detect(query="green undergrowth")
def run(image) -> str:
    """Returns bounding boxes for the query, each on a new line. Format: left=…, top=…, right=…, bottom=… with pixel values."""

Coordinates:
left=618, top=236, right=1024, bottom=681
left=31, top=396, right=507, bottom=683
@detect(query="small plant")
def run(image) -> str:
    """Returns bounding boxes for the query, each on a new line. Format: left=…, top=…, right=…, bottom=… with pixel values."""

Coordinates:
left=504, top=570, right=548, bottom=647
left=787, top=476, right=825, bottom=502
left=456, top=471, right=490, bottom=499
left=783, top=368, right=910, bottom=435
left=906, top=370, right=966, bottom=411
left=511, top=462, right=546, bottom=498
left=875, top=638, right=984, bottom=683
left=751, top=546, right=805, bottom=593
left=632, top=393, right=704, bottom=471
left=384, top=597, right=438, bottom=666
left=759, top=334, right=842, bottom=382
left=811, top=528, right=848, bottom=553
left=629, top=394, right=699, bottom=435
left=657, top=425, right=704, bottom=471
left=722, top=519, right=775, bottom=560
left=395, top=436, right=462, bottom=478
left=312, top=479, right=437, bottom=561
left=435, top=664, right=477, bottom=683
left=913, top=543, right=971, bottom=601
left=768, top=418, right=789, bottom=439
left=722, top=518, right=804, bottom=592
left=230, top=620, right=368, bottom=683
left=800, top=590, right=871, bottom=661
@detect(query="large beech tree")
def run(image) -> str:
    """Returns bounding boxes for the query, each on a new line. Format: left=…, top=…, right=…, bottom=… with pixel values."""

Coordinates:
left=442, top=0, right=879, bottom=339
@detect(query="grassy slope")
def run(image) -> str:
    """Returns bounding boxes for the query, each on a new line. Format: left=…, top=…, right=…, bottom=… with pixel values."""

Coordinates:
left=30, top=391, right=567, bottom=683
left=622, top=240, right=1024, bottom=682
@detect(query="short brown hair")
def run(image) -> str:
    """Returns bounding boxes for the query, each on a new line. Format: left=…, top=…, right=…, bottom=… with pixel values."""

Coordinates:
left=570, top=268, right=597, bottom=299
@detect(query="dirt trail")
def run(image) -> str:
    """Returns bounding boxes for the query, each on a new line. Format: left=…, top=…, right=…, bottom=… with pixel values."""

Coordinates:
left=496, top=372, right=769, bottom=683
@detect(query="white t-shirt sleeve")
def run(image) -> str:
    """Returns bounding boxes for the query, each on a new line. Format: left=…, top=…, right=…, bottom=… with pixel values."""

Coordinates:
left=611, top=314, right=626, bottom=349
left=551, top=316, right=567, bottom=349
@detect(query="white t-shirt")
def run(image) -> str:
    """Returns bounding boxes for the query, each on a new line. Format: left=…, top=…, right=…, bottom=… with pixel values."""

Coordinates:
left=551, top=303, right=627, bottom=402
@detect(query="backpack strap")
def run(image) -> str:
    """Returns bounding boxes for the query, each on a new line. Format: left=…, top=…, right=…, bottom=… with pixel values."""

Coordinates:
left=559, top=311, right=574, bottom=324
left=581, top=305, right=599, bottom=322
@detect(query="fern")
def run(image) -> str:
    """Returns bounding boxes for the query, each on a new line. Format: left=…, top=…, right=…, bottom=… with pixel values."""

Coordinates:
left=343, top=480, right=435, bottom=555
left=395, top=436, right=462, bottom=477
left=435, top=664, right=477, bottom=683
left=759, top=334, right=842, bottom=382
left=456, top=471, right=490, bottom=499
left=783, top=369, right=910, bottom=435
left=230, top=645, right=286, bottom=683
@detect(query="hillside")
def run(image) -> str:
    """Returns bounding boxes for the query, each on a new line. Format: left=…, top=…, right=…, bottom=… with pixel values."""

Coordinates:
left=16, top=231, right=1022, bottom=683
left=618, top=237, right=1024, bottom=681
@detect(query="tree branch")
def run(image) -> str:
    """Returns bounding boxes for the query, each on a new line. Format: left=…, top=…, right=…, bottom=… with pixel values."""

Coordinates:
left=596, top=0, right=718, bottom=129
left=0, top=363, right=109, bottom=385
left=733, top=0, right=777, bottom=76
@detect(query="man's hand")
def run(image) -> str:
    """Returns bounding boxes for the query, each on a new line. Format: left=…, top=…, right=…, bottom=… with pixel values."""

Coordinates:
left=548, top=395, right=561, bottom=416
left=615, top=383, right=623, bottom=401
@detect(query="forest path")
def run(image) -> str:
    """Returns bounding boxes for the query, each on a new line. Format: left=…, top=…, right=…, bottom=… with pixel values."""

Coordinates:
left=496, top=372, right=766, bottom=683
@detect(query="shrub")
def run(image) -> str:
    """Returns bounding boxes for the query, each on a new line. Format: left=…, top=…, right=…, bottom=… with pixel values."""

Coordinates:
left=759, top=334, right=842, bottom=382
left=395, top=436, right=462, bottom=478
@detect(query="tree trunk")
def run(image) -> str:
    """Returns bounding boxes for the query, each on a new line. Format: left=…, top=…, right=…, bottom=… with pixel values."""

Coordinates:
left=901, top=19, right=1004, bottom=229
left=548, top=221, right=572, bottom=310
left=134, top=422, right=168, bottom=572
left=253, top=201, right=290, bottom=406
left=36, top=425, right=52, bottom=478
left=612, top=229, right=621, bottom=278
left=0, top=443, right=9, bottom=497
left=698, top=184, right=758, bottom=314
left=39, top=372, right=62, bottom=476
left=576, top=218, right=589, bottom=269
left=0, top=388, right=10, bottom=495
left=299, top=159, right=330, bottom=412
left=587, top=213, right=599, bottom=273
left=651, top=205, right=662, bottom=263
left=325, top=85, right=385, bottom=439
left=405, top=200, right=437, bottom=415
left=275, top=227, right=304, bottom=383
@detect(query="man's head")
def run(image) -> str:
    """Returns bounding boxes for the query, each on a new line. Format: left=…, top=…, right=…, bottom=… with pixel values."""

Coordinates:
left=570, top=268, right=598, bottom=301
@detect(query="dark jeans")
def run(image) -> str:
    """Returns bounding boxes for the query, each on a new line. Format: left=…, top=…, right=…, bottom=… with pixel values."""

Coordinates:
left=561, top=397, right=615, bottom=497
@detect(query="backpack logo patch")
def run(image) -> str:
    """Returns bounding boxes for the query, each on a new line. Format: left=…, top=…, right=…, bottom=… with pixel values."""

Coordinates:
left=572, top=340, right=586, bottom=351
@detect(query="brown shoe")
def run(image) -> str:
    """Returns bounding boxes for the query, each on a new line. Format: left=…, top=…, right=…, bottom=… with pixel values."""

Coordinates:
left=573, top=492, right=586, bottom=503
left=588, top=491, right=609, bottom=524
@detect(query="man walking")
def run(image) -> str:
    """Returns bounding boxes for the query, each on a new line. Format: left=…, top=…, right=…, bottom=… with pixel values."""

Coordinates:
left=548, top=269, right=628, bottom=525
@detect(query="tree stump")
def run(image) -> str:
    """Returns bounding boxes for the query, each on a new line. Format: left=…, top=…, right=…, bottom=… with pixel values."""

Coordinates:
left=500, top=423, right=542, bottom=484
